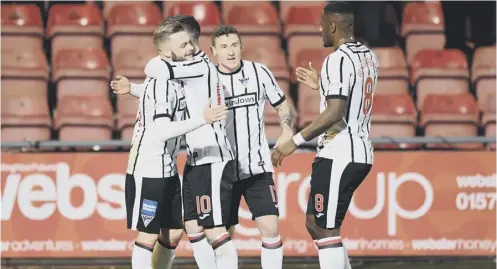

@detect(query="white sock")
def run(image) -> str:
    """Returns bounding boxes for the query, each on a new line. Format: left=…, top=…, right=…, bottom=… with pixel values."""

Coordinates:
left=316, top=236, right=345, bottom=269
left=344, top=246, right=352, bottom=269
left=188, top=233, right=218, bottom=269
left=132, top=242, right=154, bottom=269
left=152, top=239, right=176, bottom=269
left=261, top=235, right=283, bottom=269
left=212, top=232, right=238, bottom=269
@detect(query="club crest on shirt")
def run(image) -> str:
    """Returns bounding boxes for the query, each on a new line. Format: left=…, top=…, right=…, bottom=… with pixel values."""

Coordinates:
left=239, top=77, right=250, bottom=87
left=141, top=199, right=158, bottom=227
left=177, top=97, right=186, bottom=111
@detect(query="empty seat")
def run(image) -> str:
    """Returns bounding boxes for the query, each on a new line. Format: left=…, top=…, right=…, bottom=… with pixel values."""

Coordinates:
left=411, top=49, right=469, bottom=109
left=103, top=1, right=143, bottom=19
left=107, top=2, right=161, bottom=59
left=166, top=2, right=221, bottom=33
left=288, top=35, right=326, bottom=69
left=421, top=94, right=481, bottom=149
left=243, top=47, right=289, bottom=81
left=221, top=1, right=271, bottom=20
left=240, top=35, right=281, bottom=51
left=472, top=46, right=496, bottom=111
left=372, top=47, right=409, bottom=95
left=371, top=94, right=419, bottom=149
left=1, top=4, right=43, bottom=50
left=1, top=48, right=49, bottom=98
left=280, top=1, right=325, bottom=23
left=1, top=94, right=51, bottom=142
left=52, top=48, right=110, bottom=101
left=401, top=2, right=445, bottom=65
left=225, top=3, right=280, bottom=35
left=55, top=96, right=114, bottom=143
left=117, top=95, right=139, bottom=140
left=284, top=3, right=325, bottom=38
left=113, top=46, right=156, bottom=80
left=47, top=4, right=104, bottom=62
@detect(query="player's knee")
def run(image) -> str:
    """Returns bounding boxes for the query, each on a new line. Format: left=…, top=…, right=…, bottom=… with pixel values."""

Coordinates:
left=136, top=231, right=159, bottom=246
left=227, top=225, right=236, bottom=238
left=305, top=215, right=319, bottom=239
left=184, top=220, right=203, bottom=234
left=160, top=228, right=183, bottom=245
left=203, top=226, right=228, bottom=242
left=255, top=215, right=279, bottom=238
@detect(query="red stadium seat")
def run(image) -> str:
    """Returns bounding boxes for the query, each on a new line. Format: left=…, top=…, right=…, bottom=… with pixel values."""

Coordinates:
left=411, top=49, right=469, bottom=109
left=243, top=47, right=289, bottom=81
left=370, top=94, right=419, bottom=149
left=241, top=35, right=281, bottom=51
left=55, top=96, right=114, bottom=144
left=288, top=35, right=326, bottom=69
left=103, top=1, right=142, bottom=19
left=1, top=48, right=49, bottom=98
left=52, top=48, right=110, bottom=101
left=421, top=94, right=482, bottom=149
left=284, top=3, right=325, bottom=38
left=166, top=2, right=221, bottom=33
left=1, top=94, right=51, bottom=142
left=401, top=2, right=445, bottom=65
left=1, top=4, right=43, bottom=50
left=117, top=95, right=139, bottom=140
left=472, top=46, right=496, bottom=111
left=107, top=2, right=161, bottom=59
left=225, top=3, right=280, bottom=35
left=372, top=47, right=409, bottom=95
left=113, top=46, right=156, bottom=80
left=47, top=4, right=104, bottom=62
left=482, top=93, right=496, bottom=134
left=280, top=1, right=325, bottom=23
left=221, top=1, right=271, bottom=20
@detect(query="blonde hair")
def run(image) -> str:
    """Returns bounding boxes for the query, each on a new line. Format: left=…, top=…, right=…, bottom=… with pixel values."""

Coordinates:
left=153, top=21, right=186, bottom=46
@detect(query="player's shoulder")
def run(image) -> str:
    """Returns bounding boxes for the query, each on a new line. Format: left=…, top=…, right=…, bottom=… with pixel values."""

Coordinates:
left=248, top=60, right=274, bottom=77
left=324, top=49, right=353, bottom=70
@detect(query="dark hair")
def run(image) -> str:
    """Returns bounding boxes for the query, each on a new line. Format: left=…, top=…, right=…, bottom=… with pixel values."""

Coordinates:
left=324, top=2, right=354, bottom=31
left=163, top=15, right=201, bottom=45
left=324, top=2, right=354, bottom=15
left=211, top=25, right=240, bottom=46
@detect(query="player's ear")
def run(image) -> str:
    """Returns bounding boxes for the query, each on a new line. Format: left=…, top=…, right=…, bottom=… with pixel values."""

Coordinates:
left=210, top=45, right=217, bottom=57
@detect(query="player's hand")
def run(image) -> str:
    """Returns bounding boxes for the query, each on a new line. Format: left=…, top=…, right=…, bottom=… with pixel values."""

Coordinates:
left=274, top=127, right=294, bottom=149
left=296, top=62, right=319, bottom=90
left=110, top=75, right=131, bottom=95
left=271, top=139, right=297, bottom=167
left=203, top=105, right=228, bottom=124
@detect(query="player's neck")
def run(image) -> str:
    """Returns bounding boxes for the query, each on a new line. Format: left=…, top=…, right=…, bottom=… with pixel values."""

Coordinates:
left=333, top=36, right=356, bottom=50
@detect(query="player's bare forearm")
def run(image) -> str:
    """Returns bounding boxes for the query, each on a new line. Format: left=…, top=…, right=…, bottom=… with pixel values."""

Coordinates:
left=300, top=98, right=346, bottom=141
left=276, top=100, right=294, bottom=133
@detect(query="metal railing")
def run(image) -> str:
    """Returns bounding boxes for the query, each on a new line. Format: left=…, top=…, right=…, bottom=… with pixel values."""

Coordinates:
left=1, top=136, right=495, bottom=150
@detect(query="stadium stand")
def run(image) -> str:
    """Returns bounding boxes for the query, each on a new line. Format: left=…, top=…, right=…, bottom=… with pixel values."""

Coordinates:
left=0, top=1, right=494, bottom=151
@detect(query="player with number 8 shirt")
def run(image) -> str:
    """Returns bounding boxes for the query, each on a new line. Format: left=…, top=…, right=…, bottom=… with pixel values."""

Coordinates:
left=272, top=2, right=378, bottom=269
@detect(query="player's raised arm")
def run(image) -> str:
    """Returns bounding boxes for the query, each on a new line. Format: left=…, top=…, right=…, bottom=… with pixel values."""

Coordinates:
left=110, top=75, right=149, bottom=98
left=152, top=79, right=228, bottom=142
left=260, top=65, right=296, bottom=146
left=298, top=54, right=352, bottom=141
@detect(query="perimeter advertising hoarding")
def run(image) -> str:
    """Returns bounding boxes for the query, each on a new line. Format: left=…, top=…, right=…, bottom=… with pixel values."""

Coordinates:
left=1, top=152, right=495, bottom=257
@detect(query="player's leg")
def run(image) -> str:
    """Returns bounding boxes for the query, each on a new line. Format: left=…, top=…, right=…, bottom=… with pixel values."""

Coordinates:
left=182, top=164, right=218, bottom=269
left=305, top=158, right=372, bottom=269
left=225, top=178, right=243, bottom=238
left=125, top=174, right=165, bottom=269
left=195, top=160, right=239, bottom=269
left=153, top=175, right=184, bottom=269
left=244, top=173, right=283, bottom=269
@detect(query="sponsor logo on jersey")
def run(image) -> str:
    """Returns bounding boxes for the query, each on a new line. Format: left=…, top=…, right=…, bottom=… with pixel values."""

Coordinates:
left=141, top=199, right=158, bottom=227
left=225, top=93, right=257, bottom=110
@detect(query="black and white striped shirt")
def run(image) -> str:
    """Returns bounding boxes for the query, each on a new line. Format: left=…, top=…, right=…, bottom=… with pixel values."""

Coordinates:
left=316, top=41, right=379, bottom=164
left=219, top=60, right=286, bottom=179
left=127, top=79, right=186, bottom=178
left=148, top=52, right=234, bottom=166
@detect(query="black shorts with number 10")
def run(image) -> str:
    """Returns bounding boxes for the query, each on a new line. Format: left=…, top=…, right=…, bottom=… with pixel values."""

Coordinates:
left=182, top=160, right=237, bottom=227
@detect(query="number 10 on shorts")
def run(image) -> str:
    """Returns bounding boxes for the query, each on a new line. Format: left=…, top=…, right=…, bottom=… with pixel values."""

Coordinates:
left=196, top=195, right=212, bottom=215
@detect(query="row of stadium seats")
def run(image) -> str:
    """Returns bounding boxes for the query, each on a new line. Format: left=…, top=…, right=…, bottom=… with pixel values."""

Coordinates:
left=3, top=1, right=449, bottom=65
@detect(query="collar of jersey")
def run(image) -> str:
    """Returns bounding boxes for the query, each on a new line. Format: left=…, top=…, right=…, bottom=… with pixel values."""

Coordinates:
left=216, top=60, right=244, bottom=75
left=194, top=50, right=205, bottom=57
